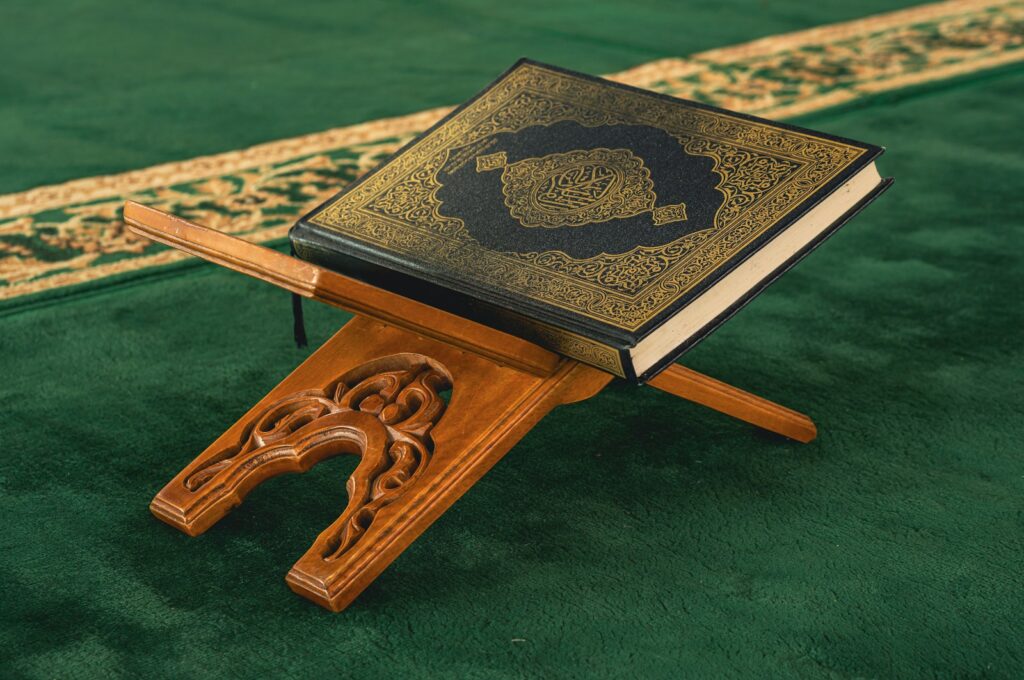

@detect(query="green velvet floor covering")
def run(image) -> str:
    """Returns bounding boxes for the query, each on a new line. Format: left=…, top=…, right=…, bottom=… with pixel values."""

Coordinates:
left=1, top=1, right=1022, bottom=677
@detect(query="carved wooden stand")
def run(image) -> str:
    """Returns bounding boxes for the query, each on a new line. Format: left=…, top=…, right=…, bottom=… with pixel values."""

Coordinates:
left=151, top=316, right=610, bottom=611
left=125, top=202, right=817, bottom=612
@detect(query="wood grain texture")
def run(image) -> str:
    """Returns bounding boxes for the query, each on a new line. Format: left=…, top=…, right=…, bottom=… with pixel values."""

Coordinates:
left=125, top=201, right=817, bottom=442
left=123, top=202, right=818, bottom=443
left=151, top=316, right=611, bottom=611
left=123, top=201, right=561, bottom=377
left=121, top=204, right=813, bottom=437
left=131, top=201, right=819, bottom=610
left=648, top=364, right=817, bottom=443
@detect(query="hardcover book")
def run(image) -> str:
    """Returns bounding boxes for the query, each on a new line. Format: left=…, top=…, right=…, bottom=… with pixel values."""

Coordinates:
left=291, top=59, right=891, bottom=381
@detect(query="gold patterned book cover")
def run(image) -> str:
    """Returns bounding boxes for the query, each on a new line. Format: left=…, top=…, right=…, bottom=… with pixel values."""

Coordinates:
left=291, top=59, right=891, bottom=380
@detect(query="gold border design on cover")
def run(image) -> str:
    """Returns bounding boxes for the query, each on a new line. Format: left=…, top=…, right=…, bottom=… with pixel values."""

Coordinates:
left=310, top=63, right=864, bottom=331
left=2, top=0, right=1021, bottom=305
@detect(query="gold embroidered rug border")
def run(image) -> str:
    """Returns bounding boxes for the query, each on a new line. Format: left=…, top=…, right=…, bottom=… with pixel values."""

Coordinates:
left=1, top=0, right=1021, bottom=304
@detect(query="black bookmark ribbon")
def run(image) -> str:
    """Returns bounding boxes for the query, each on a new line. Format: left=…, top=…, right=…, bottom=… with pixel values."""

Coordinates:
left=289, top=243, right=308, bottom=348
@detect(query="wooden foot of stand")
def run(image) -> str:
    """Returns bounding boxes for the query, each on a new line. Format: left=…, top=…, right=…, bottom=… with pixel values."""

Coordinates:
left=151, top=315, right=610, bottom=612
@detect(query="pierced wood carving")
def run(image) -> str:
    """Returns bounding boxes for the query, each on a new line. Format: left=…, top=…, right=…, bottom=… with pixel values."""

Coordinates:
left=157, top=354, right=452, bottom=560
left=132, top=205, right=818, bottom=613
left=150, top=316, right=612, bottom=611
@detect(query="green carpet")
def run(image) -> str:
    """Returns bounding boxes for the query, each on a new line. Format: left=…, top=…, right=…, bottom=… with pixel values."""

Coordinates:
left=1, top=0, right=919, bottom=195
left=2, top=1, right=1023, bottom=678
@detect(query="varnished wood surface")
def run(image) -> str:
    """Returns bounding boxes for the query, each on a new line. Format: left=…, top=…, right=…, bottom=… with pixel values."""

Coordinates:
left=648, top=364, right=817, bottom=443
left=123, top=201, right=561, bottom=377
left=130, top=201, right=821, bottom=611
left=152, top=316, right=611, bottom=611
left=124, top=201, right=817, bottom=443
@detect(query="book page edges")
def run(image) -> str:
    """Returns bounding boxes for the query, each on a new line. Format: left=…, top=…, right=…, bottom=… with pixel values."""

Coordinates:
left=630, top=162, right=883, bottom=375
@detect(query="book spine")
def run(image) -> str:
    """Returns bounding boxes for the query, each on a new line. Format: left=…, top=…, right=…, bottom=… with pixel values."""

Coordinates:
left=290, top=224, right=632, bottom=379
left=479, top=308, right=631, bottom=379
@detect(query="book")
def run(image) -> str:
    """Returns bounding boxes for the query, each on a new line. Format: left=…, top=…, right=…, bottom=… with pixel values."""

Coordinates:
left=290, top=59, right=891, bottom=381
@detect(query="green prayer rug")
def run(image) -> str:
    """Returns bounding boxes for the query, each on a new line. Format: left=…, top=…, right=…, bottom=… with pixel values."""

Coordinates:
left=1, top=1, right=1022, bottom=677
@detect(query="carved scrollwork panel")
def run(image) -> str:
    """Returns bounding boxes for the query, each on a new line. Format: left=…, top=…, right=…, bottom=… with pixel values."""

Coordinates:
left=175, top=354, right=452, bottom=562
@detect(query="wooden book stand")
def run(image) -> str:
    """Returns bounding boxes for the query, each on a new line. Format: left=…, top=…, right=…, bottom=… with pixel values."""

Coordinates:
left=123, top=201, right=816, bottom=612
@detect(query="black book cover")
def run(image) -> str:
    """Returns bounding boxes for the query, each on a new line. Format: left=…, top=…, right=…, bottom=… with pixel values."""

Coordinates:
left=290, top=59, right=889, bottom=380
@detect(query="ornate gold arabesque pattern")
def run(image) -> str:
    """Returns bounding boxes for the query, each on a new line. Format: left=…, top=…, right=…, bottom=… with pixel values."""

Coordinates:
left=515, top=141, right=800, bottom=295
left=311, top=63, right=864, bottom=330
left=505, top=149, right=646, bottom=228
left=518, top=321, right=624, bottom=376
left=3, top=0, right=1021, bottom=307
left=477, top=147, right=682, bottom=229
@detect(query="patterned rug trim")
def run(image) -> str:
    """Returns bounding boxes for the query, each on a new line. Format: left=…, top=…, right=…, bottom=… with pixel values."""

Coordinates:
left=1, top=0, right=1020, bottom=304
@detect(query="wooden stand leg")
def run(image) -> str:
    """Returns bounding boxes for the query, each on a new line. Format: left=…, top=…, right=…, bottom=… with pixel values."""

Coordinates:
left=648, top=364, right=817, bottom=443
left=150, top=315, right=610, bottom=611
left=130, top=203, right=819, bottom=613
